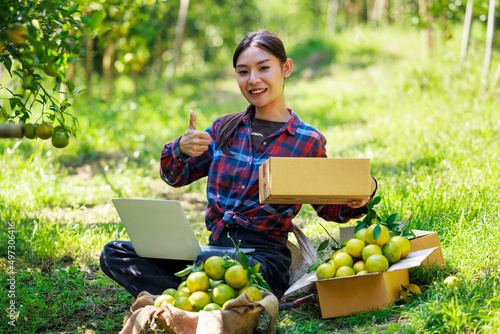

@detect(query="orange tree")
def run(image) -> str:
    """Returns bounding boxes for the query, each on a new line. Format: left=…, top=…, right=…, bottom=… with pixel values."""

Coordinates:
left=0, top=0, right=103, bottom=142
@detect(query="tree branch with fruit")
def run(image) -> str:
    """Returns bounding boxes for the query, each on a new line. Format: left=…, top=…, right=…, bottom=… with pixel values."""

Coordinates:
left=0, top=1, right=104, bottom=148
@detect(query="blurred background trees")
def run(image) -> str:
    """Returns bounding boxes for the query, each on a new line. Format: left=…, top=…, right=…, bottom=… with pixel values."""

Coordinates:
left=1, top=0, right=499, bottom=135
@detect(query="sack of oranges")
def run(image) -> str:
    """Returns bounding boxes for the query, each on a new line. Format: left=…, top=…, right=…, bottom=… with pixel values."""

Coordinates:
left=120, top=289, right=278, bottom=334
left=120, top=252, right=278, bottom=334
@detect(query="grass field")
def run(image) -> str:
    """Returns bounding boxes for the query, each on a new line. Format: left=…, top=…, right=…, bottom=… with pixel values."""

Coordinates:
left=1, top=25, right=499, bottom=333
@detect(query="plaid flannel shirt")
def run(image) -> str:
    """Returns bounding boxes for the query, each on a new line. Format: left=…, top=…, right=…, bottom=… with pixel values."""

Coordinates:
left=160, top=108, right=367, bottom=244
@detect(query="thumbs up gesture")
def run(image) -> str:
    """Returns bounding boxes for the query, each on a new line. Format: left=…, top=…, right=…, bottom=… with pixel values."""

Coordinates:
left=178, top=110, right=211, bottom=157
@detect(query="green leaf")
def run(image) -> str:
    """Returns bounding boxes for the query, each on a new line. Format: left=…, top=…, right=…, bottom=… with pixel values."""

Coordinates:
left=9, top=98, right=22, bottom=110
left=308, top=263, right=320, bottom=273
left=89, top=10, right=105, bottom=33
left=174, top=265, right=194, bottom=277
left=373, top=224, right=381, bottom=240
left=370, top=196, right=381, bottom=206
left=386, top=213, right=399, bottom=225
left=222, top=261, right=238, bottom=269
left=2, top=56, right=13, bottom=76
left=317, top=239, right=329, bottom=252
left=81, top=16, right=90, bottom=27
left=67, top=4, right=79, bottom=14
left=354, top=221, right=367, bottom=234
left=239, top=251, right=249, bottom=269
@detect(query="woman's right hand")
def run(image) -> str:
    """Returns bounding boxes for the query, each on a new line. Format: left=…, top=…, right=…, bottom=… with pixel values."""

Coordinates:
left=178, top=110, right=211, bottom=157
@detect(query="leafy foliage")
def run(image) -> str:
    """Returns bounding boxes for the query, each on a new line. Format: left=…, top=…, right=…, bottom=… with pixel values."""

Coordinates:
left=0, top=0, right=104, bottom=135
left=355, top=196, right=416, bottom=240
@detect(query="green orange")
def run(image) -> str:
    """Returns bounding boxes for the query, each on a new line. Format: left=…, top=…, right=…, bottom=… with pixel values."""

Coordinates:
left=36, top=122, right=54, bottom=140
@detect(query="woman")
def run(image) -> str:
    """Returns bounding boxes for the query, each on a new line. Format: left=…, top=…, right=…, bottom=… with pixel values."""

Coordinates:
left=100, top=30, right=374, bottom=299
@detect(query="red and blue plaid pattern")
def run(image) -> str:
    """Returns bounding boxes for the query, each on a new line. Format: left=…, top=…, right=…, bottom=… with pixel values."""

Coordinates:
left=160, top=108, right=366, bottom=244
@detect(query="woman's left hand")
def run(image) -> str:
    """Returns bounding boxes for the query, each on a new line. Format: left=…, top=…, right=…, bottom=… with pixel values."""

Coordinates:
left=346, top=197, right=370, bottom=208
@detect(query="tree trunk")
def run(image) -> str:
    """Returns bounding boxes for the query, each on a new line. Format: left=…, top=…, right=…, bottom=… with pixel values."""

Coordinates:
left=325, top=0, right=340, bottom=37
left=492, top=62, right=500, bottom=87
left=103, top=37, right=116, bottom=101
left=165, top=0, right=190, bottom=80
left=372, top=0, right=387, bottom=25
left=418, top=0, right=433, bottom=55
left=355, top=0, right=363, bottom=25
left=481, top=0, right=496, bottom=88
left=460, top=0, right=474, bottom=65
left=367, top=0, right=375, bottom=24
left=85, top=38, right=94, bottom=100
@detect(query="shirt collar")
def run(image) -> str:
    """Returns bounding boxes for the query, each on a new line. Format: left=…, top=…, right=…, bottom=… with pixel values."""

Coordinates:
left=242, top=107, right=298, bottom=136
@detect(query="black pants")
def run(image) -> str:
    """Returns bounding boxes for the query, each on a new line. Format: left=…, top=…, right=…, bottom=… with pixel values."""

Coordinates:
left=99, top=225, right=291, bottom=298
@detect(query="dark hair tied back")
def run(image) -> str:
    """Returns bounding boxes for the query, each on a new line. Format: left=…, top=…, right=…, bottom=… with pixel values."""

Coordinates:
left=217, top=31, right=286, bottom=155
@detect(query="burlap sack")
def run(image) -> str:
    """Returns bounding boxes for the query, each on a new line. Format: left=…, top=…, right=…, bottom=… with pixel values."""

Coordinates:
left=120, top=290, right=278, bottom=334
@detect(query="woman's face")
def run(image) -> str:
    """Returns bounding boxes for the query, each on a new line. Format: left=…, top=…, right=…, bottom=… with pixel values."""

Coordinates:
left=235, top=45, right=292, bottom=115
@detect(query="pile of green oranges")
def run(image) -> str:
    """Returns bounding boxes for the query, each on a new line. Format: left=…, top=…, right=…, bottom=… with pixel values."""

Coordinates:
left=24, top=121, right=70, bottom=148
left=154, top=255, right=265, bottom=312
left=316, top=224, right=412, bottom=280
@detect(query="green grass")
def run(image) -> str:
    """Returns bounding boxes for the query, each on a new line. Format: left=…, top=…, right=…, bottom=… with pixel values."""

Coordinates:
left=1, top=24, right=500, bottom=333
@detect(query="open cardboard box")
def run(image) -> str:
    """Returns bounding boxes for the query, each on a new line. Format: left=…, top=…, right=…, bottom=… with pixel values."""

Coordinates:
left=315, top=247, right=440, bottom=318
left=259, top=157, right=373, bottom=205
left=283, top=229, right=445, bottom=318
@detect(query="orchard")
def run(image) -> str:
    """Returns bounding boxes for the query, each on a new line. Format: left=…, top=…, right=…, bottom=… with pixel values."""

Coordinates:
left=0, top=1, right=105, bottom=146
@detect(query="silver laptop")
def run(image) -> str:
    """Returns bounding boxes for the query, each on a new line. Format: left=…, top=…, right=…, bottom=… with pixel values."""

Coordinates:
left=112, top=198, right=254, bottom=261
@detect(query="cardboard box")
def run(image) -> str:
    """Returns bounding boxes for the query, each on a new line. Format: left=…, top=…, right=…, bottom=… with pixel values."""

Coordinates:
left=315, top=247, right=440, bottom=318
left=259, top=157, right=373, bottom=204
left=283, top=228, right=445, bottom=318
left=409, top=230, right=445, bottom=266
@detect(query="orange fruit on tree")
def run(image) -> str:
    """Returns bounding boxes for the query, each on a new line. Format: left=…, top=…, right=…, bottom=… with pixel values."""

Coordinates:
left=24, top=123, right=37, bottom=139
left=362, top=244, right=382, bottom=262
left=316, top=263, right=336, bottom=280
left=7, top=23, right=29, bottom=44
left=224, top=265, right=248, bottom=289
left=204, top=256, right=228, bottom=280
left=333, top=251, right=354, bottom=269
left=238, top=286, right=263, bottom=302
left=382, top=243, right=402, bottom=264
left=189, top=291, right=212, bottom=311
left=187, top=271, right=210, bottom=292
left=154, top=294, right=175, bottom=308
left=203, top=303, right=222, bottom=311
left=173, top=296, right=193, bottom=311
left=212, top=283, right=235, bottom=307
left=51, top=131, right=69, bottom=148
left=365, top=224, right=390, bottom=246
left=365, top=254, right=389, bottom=273
left=53, top=124, right=65, bottom=133
left=335, top=266, right=355, bottom=277
left=346, top=238, right=366, bottom=258
left=353, top=260, right=366, bottom=273
left=389, top=236, right=411, bottom=258
left=36, top=122, right=54, bottom=140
